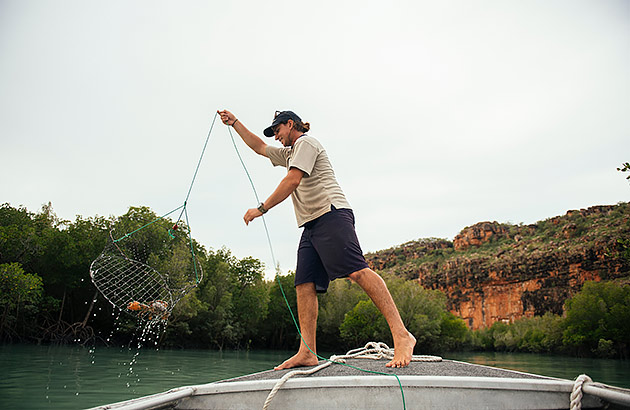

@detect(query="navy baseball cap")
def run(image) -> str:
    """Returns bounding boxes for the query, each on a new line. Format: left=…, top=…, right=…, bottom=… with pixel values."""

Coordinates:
left=263, top=110, right=302, bottom=137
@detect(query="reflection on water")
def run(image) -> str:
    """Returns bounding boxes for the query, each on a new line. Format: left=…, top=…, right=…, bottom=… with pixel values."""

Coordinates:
left=0, top=344, right=290, bottom=410
left=0, top=345, right=628, bottom=409
left=445, top=351, right=630, bottom=389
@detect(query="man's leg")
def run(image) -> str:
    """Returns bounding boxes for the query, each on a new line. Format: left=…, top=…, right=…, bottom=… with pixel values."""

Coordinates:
left=348, top=268, right=416, bottom=368
left=274, top=282, right=320, bottom=370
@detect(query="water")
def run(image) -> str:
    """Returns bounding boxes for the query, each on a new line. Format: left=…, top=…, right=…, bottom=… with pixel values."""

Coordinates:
left=0, top=344, right=292, bottom=410
left=445, top=351, right=630, bottom=389
left=1, top=345, right=628, bottom=410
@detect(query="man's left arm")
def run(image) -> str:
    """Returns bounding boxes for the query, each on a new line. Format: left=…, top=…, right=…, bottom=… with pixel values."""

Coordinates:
left=243, top=167, right=304, bottom=225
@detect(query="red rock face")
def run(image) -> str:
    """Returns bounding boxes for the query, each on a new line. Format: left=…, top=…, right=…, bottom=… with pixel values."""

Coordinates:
left=366, top=204, right=630, bottom=330
left=423, top=266, right=604, bottom=330
left=453, top=222, right=509, bottom=251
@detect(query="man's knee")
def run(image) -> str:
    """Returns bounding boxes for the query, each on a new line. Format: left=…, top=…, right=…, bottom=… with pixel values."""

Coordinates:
left=296, top=282, right=316, bottom=296
left=348, top=267, right=371, bottom=282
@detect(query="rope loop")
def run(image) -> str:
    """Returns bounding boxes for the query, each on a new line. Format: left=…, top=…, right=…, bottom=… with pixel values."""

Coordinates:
left=262, top=342, right=442, bottom=410
left=570, top=374, right=592, bottom=410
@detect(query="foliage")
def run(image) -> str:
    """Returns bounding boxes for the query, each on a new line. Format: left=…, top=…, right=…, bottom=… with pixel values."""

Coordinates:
left=317, top=278, right=366, bottom=351
left=256, top=272, right=298, bottom=349
left=0, top=262, right=43, bottom=306
left=367, top=203, right=630, bottom=282
left=0, top=262, right=44, bottom=341
left=335, top=274, right=466, bottom=354
left=340, top=300, right=384, bottom=347
left=471, top=313, right=565, bottom=354
left=617, top=162, right=630, bottom=182
left=563, top=281, right=630, bottom=358
left=385, top=274, right=448, bottom=352
left=2, top=202, right=628, bottom=360
left=469, top=281, right=630, bottom=359
left=439, top=311, right=469, bottom=351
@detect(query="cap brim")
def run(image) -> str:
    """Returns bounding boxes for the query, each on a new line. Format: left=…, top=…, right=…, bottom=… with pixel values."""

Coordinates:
left=263, top=126, right=275, bottom=138
left=264, top=116, right=283, bottom=137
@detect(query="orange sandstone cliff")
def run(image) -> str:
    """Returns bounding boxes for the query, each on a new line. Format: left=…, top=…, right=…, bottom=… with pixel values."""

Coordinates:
left=366, top=204, right=630, bottom=330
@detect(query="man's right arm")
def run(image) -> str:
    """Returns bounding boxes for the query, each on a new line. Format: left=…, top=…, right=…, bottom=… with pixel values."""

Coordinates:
left=217, top=110, right=268, bottom=157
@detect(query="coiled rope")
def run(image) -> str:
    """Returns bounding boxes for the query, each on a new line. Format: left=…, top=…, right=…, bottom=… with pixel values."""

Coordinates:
left=570, top=374, right=592, bottom=410
left=262, top=342, right=442, bottom=410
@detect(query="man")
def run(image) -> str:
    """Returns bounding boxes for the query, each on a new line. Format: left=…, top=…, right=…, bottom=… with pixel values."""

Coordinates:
left=217, top=109, right=416, bottom=369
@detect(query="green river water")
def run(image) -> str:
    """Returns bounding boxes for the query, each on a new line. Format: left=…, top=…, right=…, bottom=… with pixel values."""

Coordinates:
left=1, top=344, right=628, bottom=409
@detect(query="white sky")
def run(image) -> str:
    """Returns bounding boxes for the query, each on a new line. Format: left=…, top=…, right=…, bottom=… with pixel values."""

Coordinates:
left=1, top=0, right=628, bottom=279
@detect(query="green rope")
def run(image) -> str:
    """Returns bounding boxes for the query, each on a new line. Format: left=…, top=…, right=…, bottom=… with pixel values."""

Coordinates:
left=184, top=205, right=201, bottom=284
left=226, top=126, right=407, bottom=410
left=113, top=204, right=185, bottom=243
left=113, top=113, right=220, bottom=284
left=175, top=112, right=219, bottom=224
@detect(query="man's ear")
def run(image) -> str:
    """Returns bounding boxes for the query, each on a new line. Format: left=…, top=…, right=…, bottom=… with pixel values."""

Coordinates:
left=287, top=119, right=294, bottom=129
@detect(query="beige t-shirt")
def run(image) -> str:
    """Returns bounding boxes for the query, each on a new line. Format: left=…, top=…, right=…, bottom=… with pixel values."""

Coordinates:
left=266, top=135, right=351, bottom=227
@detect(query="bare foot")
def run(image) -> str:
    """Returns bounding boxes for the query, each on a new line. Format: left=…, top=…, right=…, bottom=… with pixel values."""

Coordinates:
left=274, top=351, right=319, bottom=370
left=386, top=332, right=416, bottom=368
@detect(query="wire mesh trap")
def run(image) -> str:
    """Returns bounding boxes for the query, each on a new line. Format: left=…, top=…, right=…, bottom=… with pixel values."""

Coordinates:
left=90, top=115, right=218, bottom=323
left=90, top=207, right=203, bottom=323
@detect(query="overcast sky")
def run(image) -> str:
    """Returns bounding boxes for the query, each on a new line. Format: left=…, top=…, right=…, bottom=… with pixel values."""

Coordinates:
left=1, top=0, right=628, bottom=279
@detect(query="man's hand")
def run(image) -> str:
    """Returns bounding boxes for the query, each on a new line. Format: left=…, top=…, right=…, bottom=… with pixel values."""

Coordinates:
left=244, top=208, right=263, bottom=225
left=217, top=110, right=236, bottom=126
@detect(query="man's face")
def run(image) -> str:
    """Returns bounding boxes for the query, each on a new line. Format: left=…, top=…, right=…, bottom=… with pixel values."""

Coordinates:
left=273, top=122, right=292, bottom=147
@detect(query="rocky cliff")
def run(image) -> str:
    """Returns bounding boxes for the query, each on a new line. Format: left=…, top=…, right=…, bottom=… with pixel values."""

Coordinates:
left=366, top=203, right=630, bottom=330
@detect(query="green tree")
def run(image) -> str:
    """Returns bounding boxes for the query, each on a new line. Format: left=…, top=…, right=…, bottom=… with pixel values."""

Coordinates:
left=384, top=274, right=446, bottom=352
left=230, top=256, right=269, bottom=346
left=563, top=281, right=630, bottom=358
left=317, top=278, right=365, bottom=351
left=340, top=300, right=384, bottom=347
left=186, top=249, right=238, bottom=349
left=337, top=274, right=457, bottom=353
left=439, top=311, right=469, bottom=351
left=0, top=263, right=43, bottom=341
left=256, top=272, right=298, bottom=349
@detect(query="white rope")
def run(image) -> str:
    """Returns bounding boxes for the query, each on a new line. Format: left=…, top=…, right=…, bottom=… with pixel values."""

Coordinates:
left=570, top=374, right=592, bottom=410
left=262, top=342, right=442, bottom=410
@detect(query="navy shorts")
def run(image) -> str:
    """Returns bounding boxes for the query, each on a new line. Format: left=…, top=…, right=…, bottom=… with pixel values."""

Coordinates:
left=295, top=206, right=369, bottom=293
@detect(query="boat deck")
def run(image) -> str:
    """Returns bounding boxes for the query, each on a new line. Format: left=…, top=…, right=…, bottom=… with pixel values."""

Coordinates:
left=91, top=357, right=630, bottom=410
left=221, top=357, right=547, bottom=382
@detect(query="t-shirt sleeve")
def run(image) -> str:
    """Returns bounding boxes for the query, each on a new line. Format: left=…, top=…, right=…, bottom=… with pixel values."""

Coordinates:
left=289, top=139, right=319, bottom=177
left=266, top=145, right=289, bottom=168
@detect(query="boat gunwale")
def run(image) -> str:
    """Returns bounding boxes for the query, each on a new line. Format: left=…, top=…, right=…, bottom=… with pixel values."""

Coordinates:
left=197, top=374, right=578, bottom=395
left=88, top=375, right=587, bottom=410
left=88, top=367, right=630, bottom=409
